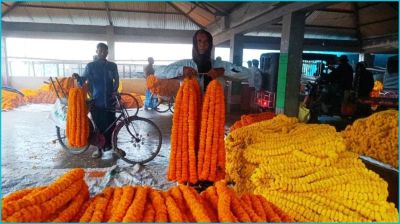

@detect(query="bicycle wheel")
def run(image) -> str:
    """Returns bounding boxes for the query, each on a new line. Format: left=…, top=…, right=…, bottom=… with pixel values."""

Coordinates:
left=155, top=96, right=171, bottom=113
left=56, top=126, right=90, bottom=154
left=169, top=96, right=175, bottom=113
left=119, top=93, right=139, bottom=117
left=112, top=116, right=162, bottom=164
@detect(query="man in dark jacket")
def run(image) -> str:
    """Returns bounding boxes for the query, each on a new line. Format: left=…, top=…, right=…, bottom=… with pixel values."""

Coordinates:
left=74, top=42, right=119, bottom=159
left=354, top=62, right=374, bottom=98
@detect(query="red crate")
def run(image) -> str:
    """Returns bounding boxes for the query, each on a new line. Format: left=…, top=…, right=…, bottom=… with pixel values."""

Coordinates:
left=256, top=90, right=275, bottom=109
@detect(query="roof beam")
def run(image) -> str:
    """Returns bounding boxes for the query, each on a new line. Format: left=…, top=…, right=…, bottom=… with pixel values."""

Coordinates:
left=3, top=1, right=22, bottom=17
left=105, top=2, right=113, bottom=26
left=358, top=3, right=382, bottom=10
left=359, top=16, right=398, bottom=27
left=202, top=2, right=229, bottom=16
left=210, top=2, right=334, bottom=45
left=168, top=2, right=203, bottom=29
left=15, top=3, right=182, bottom=15
left=315, top=8, right=354, bottom=13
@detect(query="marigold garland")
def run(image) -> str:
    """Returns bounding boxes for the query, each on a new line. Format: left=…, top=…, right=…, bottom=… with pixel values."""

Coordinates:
left=2, top=169, right=295, bottom=223
left=66, top=87, right=89, bottom=148
left=225, top=114, right=399, bottom=222
left=341, top=109, right=398, bottom=168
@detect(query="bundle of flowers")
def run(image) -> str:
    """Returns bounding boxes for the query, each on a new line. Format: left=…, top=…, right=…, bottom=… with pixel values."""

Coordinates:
left=1, top=90, right=27, bottom=111
left=66, top=87, right=89, bottom=148
left=341, top=109, right=398, bottom=168
left=226, top=114, right=398, bottom=222
left=2, top=168, right=293, bottom=223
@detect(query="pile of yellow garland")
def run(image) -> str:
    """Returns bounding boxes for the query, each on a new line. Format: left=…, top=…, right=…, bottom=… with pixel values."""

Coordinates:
left=226, top=114, right=398, bottom=222
left=2, top=168, right=294, bottom=222
left=1, top=90, right=26, bottom=111
left=341, top=109, right=398, bottom=168
left=66, top=87, right=90, bottom=148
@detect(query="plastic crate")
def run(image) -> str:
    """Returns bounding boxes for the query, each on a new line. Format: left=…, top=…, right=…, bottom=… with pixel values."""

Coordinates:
left=256, top=90, right=275, bottom=109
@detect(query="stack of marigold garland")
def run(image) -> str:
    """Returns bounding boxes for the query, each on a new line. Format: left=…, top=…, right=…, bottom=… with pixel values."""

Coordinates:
left=2, top=168, right=87, bottom=222
left=2, top=169, right=293, bottom=222
left=230, top=111, right=275, bottom=131
left=225, top=114, right=398, bottom=222
left=168, top=79, right=226, bottom=183
left=341, top=109, right=398, bottom=168
left=1, top=90, right=26, bottom=111
left=66, top=87, right=90, bottom=148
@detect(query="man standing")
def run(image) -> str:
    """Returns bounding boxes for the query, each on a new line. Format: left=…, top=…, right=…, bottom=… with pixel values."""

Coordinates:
left=73, top=43, right=119, bottom=159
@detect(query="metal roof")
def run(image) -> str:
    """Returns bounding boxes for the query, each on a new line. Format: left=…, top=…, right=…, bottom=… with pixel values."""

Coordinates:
left=2, top=2, right=398, bottom=45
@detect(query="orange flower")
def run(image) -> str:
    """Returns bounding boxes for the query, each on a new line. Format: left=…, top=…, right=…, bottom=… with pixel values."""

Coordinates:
left=215, top=181, right=237, bottom=222
left=71, top=198, right=92, bottom=222
left=90, top=187, right=113, bottom=222
left=108, top=186, right=136, bottom=222
left=104, top=187, right=122, bottom=222
left=256, top=195, right=282, bottom=222
left=168, top=187, right=191, bottom=222
left=149, top=190, right=168, bottom=222
left=52, top=183, right=89, bottom=222
left=123, top=186, right=149, bottom=222
left=178, top=185, right=211, bottom=222
left=200, top=186, right=218, bottom=212
left=142, top=200, right=155, bottom=222
left=2, top=168, right=84, bottom=220
left=163, top=192, right=184, bottom=222
left=66, top=88, right=89, bottom=148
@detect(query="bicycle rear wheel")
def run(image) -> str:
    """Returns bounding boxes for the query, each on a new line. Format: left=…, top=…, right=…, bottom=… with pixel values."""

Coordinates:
left=112, top=116, right=162, bottom=164
left=119, top=93, right=140, bottom=117
left=152, top=95, right=169, bottom=113
left=169, top=96, right=175, bottom=113
left=56, top=126, right=90, bottom=154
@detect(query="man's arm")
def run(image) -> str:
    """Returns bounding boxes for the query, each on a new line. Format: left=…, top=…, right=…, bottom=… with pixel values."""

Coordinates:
left=113, top=64, right=120, bottom=93
left=75, top=65, right=89, bottom=87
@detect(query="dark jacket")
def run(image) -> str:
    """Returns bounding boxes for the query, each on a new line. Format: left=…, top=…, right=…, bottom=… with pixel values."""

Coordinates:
left=354, top=69, right=374, bottom=98
left=78, top=59, right=119, bottom=108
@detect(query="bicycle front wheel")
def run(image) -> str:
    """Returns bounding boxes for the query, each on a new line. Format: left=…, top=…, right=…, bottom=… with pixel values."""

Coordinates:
left=56, top=126, right=90, bottom=154
left=112, top=116, right=162, bottom=164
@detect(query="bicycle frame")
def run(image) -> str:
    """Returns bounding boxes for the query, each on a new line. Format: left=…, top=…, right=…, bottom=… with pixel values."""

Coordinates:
left=88, top=94, right=140, bottom=142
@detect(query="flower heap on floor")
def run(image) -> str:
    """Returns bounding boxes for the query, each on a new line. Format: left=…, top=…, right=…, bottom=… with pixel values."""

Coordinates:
left=168, top=78, right=226, bottom=183
left=226, top=114, right=398, bottom=222
left=1, top=90, right=26, bottom=111
left=2, top=168, right=294, bottom=222
left=341, top=109, right=398, bottom=168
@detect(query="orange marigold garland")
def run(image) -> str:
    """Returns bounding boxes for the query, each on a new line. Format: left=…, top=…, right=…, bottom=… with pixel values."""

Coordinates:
left=53, top=183, right=89, bottom=222
left=108, top=186, right=135, bottom=222
left=142, top=200, right=156, bottom=222
left=149, top=190, right=168, bottom=222
left=163, top=192, right=184, bottom=222
left=66, top=87, right=89, bottom=148
left=198, top=80, right=225, bottom=181
left=178, top=185, right=211, bottom=222
left=104, top=187, right=122, bottom=222
left=123, top=186, right=149, bottom=222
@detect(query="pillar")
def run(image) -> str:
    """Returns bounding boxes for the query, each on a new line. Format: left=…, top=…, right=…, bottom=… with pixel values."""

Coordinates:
left=106, top=25, right=115, bottom=61
left=229, top=33, right=244, bottom=66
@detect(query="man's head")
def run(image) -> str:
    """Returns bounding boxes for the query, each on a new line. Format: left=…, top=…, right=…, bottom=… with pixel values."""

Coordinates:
left=96, top=43, right=108, bottom=60
left=338, top=55, right=348, bottom=64
left=148, top=57, right=154, bottom=65
left=356, top=61, right=367, bottom=73
left=252, top=59, right=259, bottom=68
left=247, top=60, right=252, bottom=68
left=192, top=29, right=213, bottom=61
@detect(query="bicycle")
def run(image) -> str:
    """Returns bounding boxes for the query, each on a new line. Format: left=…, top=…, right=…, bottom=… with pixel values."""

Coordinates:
left=54, top=82, right=162, bottom=165
left=147, top=93, right=175, bottom=113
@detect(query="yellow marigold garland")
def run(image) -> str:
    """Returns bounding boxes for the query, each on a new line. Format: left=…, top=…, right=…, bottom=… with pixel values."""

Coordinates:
left=341, top=109, right=398, bottom=168
left=225, top=114, right=399, bottom=222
